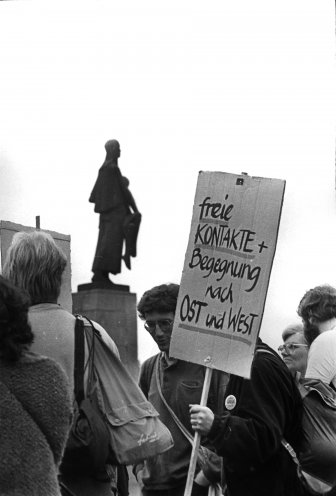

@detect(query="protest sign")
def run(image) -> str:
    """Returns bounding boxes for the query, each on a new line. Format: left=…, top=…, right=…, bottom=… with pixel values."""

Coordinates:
left=169, top=171, right=285, bottom=378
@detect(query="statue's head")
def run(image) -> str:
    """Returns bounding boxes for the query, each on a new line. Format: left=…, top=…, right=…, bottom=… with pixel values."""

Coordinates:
left=105, top=139, right=120, bottom=161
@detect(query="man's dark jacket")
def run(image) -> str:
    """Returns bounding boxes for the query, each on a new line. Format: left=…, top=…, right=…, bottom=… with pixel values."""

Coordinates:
left=207, top=341, right=304, bottom=496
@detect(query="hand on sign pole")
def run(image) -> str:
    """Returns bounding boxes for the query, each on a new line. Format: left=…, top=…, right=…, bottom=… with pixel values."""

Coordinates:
left=190, top=405, right=215, bottom=435
left=184, top=367, right=213, bottom=496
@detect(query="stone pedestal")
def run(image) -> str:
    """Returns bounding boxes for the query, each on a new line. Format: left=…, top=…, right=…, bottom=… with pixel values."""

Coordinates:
left=72, top=288, right=139, bottom=380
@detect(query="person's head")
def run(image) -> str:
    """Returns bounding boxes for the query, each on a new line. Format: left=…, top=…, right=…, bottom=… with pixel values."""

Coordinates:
left=297, top=284, right=336, bottom=345
left=2, top=231, right=67, bottom=305
left=278, top=323, right=308, bottom=377
left=0, top=275, right=34, bottom=362
left=137, top=283, right=179, bottom=353
left=105, top=139, right=120, bottom=161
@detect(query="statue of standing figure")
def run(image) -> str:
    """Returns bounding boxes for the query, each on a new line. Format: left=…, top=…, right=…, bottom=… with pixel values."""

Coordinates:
left=89, top=139, right=141, bottom=286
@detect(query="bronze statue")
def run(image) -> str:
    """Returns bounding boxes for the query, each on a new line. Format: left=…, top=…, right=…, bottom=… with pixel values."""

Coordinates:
left=89, top=140, right=141, bottom=285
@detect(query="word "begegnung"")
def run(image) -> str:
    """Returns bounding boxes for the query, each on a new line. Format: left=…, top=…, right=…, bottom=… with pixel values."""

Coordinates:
left=189, top=247, right=261, bottom=291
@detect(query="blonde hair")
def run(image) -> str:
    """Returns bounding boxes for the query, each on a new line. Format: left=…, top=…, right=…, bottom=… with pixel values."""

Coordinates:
left=282, top=323, right=306, bottom=342
left=2, top=231, right=67, bottom=305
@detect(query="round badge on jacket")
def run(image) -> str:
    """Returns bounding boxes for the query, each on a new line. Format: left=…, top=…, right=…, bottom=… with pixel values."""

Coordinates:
left=225, top=394, right=237, bottom=410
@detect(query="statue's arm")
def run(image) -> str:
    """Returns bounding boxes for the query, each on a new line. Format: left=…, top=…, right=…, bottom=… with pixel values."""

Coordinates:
left=125, top=187, right=139, bottom=214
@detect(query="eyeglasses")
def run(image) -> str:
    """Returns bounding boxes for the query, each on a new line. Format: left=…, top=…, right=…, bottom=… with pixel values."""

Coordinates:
left=144, top=319, right=173, bottom=334
left=278, top=343, right=308, bottom=354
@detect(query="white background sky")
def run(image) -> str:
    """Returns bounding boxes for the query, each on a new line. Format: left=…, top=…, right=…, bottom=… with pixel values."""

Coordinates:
left=0, top=1, right=335, bottom=363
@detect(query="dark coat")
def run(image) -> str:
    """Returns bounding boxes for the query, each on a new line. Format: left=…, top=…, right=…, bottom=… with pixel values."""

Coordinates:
left=89, top=163, right=127, bottom=214
left=207, top=341, right=304, bottom=496
left=0, top=352, right=72, bottom=496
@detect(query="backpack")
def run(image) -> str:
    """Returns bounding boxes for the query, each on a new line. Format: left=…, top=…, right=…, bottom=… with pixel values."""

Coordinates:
left=255, top=346, right=336, bottom=495
left=274, top=369, right=336, bottom=494
left=61, top=315, right=174, bottom=477
left=294, top=378, right=336, bottom=495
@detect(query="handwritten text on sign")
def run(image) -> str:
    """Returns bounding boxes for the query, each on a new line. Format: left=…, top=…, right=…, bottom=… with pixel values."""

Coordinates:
left=169, top=172, right=285, bottom=378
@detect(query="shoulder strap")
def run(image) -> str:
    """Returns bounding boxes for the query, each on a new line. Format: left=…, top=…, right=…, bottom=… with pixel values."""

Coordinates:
left=154, top=356, right=194, bottom=445
left=74, top=315, right=85, bottom=405
left=254, top=345, right=287, bottom=368
left=255, top=345, right=278, bottom=359
left=144, top=354, right=158, bottom=388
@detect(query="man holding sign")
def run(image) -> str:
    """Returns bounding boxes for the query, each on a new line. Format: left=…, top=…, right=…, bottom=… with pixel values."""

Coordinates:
left=169, top=171, right=304, bottom=495
left=134, top=283, right=227, bottom=496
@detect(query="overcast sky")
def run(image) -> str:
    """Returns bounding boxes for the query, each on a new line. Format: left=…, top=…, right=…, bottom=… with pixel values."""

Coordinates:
left=0, top=1, right=335, bottom=362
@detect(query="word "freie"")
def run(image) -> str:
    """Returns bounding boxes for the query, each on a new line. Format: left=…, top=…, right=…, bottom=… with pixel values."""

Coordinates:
left=198, top=196, right=234, bottom=221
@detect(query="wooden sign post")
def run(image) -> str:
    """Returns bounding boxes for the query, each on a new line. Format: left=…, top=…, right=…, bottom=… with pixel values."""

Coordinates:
left=184, top=367, right=212, bottom=496
left=169, top=171, right=286, bottom=496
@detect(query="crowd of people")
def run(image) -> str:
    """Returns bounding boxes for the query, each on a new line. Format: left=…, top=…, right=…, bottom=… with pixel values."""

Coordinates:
left=1, top=227, right=336, bottom=496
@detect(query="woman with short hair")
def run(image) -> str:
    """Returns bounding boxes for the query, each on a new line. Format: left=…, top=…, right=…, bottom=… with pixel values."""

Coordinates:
left=278, top=323, right=308, bottom=378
